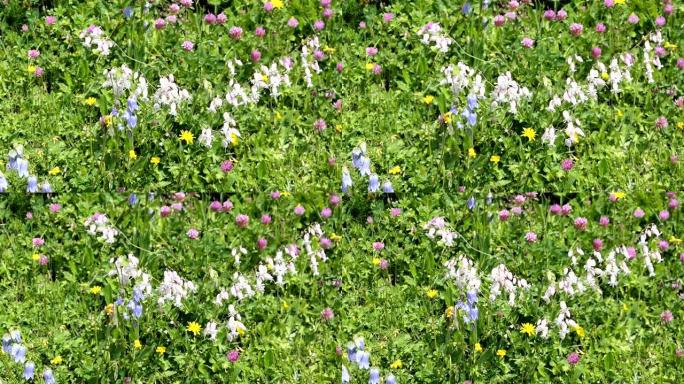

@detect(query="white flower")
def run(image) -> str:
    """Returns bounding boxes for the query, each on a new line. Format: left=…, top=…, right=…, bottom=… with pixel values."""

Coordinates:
left=157, top=270, right=196, bottom=307
left=80, top=25, right=114, bottom=56
left=490, top=72, right=531, bottom=114
left=203, top=321, right=218, bottom=341
left=198, top=128, right=214, bottom=148
left=541, top=126, right=557, bottom=146
left=153, top=75, right=191, bottom=116
left=417, top=22, right=453, bottom=53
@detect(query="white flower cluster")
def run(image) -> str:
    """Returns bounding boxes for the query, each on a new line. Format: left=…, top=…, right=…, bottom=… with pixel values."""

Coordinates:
left=639, top=224, right=663, bottom=276
left=555, top=301, right=578, bottom=339
left=197, top=112, right=242, bottom=149
left=490, top=72, right=531, bottom=114
left=251, top=59, right=293, bottom=99
left=228, top=272, right=255, bottom=301
left=153, top=75, right=191, bottom=116
left=440, top=62, right=486, bottom=99
left=444, top=255, right=481, bottom=294
left=301, top=36, right=322, bottom=88
left=102, top=65, right=148, bottom=100
left=227, top=304, right=247, bottom=341
left=302, top=223, right=328, bottom=276
left=424, top=216, right=458, bottom=247
left=488, top=264, right=529, bottom=305
left=108, top=253, right=152, bottom=295
left=417, top=22, right=453, bottom=53
left=80, top=25, right=113, bottom=56
left=84, top=213, right=118, bottom=243
left=263, top=251, right=297, bottom=287
left=562, top=111, right=584, bottom=147
left=157, top=270, right=196, bottom=307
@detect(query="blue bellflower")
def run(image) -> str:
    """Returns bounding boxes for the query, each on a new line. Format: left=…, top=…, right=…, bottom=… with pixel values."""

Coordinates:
left=382, top=181, right=394, bottom=193
left=368, top=174, right=379, bottom=193
left=123, top=6, right=133, bottom=18
left=41, top=181, right=52, bottom=193
left=342, top=365, right=350, bottom=384
left=386, top=374, right=397, bottom=384
left=369, top=368, right=380, bottom=384
left=341, top=168, right=353, bottom=193
left=43, top=368, right=56, bottom=384
left=467, top=196, right=476, bottom=210
left=23, top=362, right=35, bottom=380
left=0, top=173, right=7, bottom=192
left=27, top=176, right=38, bottom=193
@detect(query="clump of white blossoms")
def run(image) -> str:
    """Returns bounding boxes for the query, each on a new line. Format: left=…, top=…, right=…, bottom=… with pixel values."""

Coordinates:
left=102, top=65, right=148, bottom=100
left=639, top=224, right=663, bottom=276
left=417, top=22, right=453, bottom=53
left=84, top=212, right=118, bottom=244
left=424, top=216, right=458, bottom=247
left=555, top=301, right=578, bottom=340
left=562, top=110, right=584, bottom=147
left=250, top=59, right=293, bottom=99
left=80, top=25, right=114, bottom=56
left=226, top=305, right=247, bottom=341
left=440, top=62, right=486, bottom=99
left=153, top=75, right=191, bottom=116
left=229, top=272, right=255, bottom=300
left=301, top=36, right=322, bottom=88
left=490, top=72, right=531, bottom=114
left=444, top=254, right=481, bottom=294
left=489, top=264, right=529, bottom=305
left=302, top=223, right=328, bottom=276
left=157, top=270, right=196, bottom=307
left=108, top=253, right=152, bottom=295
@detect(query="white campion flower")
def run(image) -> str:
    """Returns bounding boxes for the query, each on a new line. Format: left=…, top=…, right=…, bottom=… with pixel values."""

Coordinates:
left=536, top=319, right=550, bottom=339
left=232, top=246, right=248, bottom=266
left=80, top=25, right=114, bottom=56
left=157, top=270, right=196, bottom=307
left=440, top=62, right=486, bottom=98
left=490, top=72, right=531, bottom=114
left=229, top=272, right=255, bottom=300
left=444, top=255, right=481, bottom=294
left=204, top=321, right=218, bottom=341
left=417, top=22, right=453, bottom=53
left=562, top=111, right=584, bottom=145
left=489, top=264, right=529, bottom=305
left=153, top=75, right=191, bottom=116
left=541, top=126, right=557, bottom=146
left=198, top=128, right=214, bottom=148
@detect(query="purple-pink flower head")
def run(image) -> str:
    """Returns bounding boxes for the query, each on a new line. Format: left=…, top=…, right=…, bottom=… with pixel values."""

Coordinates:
left=187, top=228, right=200, bottom=239
left=574, top=217, right=588, bottom=230
left=154, top=18, right=166, bottom=29
left=604, top=0, right=614, bottom=7
left=383, top=13, right=394, bottom=23
left=591, top=47, right=602, bottom=59
left=626, top=247, right=637, bottom=260
left=49, top=203, right=61, bottom=213
left=567, top=352, right=580, bottom=365
left=323, top=8, right=334, bottom=19
left=171, top=203, right=184, bottom=211
left=678, top=58, right=684, bottom=70
left=271, top=191, right=281, bottom=200
left=373, top=241, right=385, bottom=251
left=366, top=47, right=378, bottom=57
left=633, top=208, right=645, bottom=218
left=599, top=216, right=610, bottom=227
left=359, top=21, right=367, bottom=29
left=321, top=207, right=332, bottom=219
left=321, top=307, right=335, bottom=321
left=222, top=200, right=234, bottom=212
left=181, top=40, right=194, bottom=51
left=32, top=238, right=45, bottom=247
left=210, top=201, right=222, bottom=212
left=628, top=13, right=639, bottom=24
left=659, top=210, right=670, bottom=221
left=664, top=4, right=674, bottom=16
left=372, top=64, right=382, bottom=75
left=525, top=232, right=538, bottom=243
left=313, top=50, right=325, bottom=61
left=661, top=310, right=674, bottom=323
left=330, top=194, right=341, bottom=206
left=236, top=214, right=250, bottom=228
left=543, top=10, right=556, bottom=21
left=499, top=209, right=510, bottom=221
left=595, top=23, right=606, bottom=33
left=28, top=49, right=40, bottom=59
left=166, top=15, right=178, bottom=24
left=561, top=159, right=574, bottom=171
left=204, top=13, right=217, bottom=24
left=556, top=9, right=568, bottom=20
left=257, top=238, right=268, bottom=250
left=160, top=206, right=172, bottom=217
left=658, top=240, right=669, bottom=251
left=255, top=26, right=266, bottom=37
left=669, top=198, right=679, bottom=210
left=45, top=16, right=56, bottom=25
left=569, top=23, right=583, bottom=37
left=593, top=238, right=603, bottom=251
left=655, top=116, right=668, bottom=128
left=264, top=2, right=274, bottom=12
left=390, top=208, right=401, bottom=217
left=511, top=206, right=523, bottom=215
left=549, top=204, right=562, bottom=215
left=229, top=26, right=243, bottom=39
left=227, top=350, right=240, bottom=363
left=336, top=62, right=344, bottom=73
left=39, top=255, right=49, bottom=266
left=505, top=12, right=517, bottom=20
left=313, top=118, right=327, bottom=132
left=216, top=13, right=227, bottom=24
left=221, top=160, right=234, bottom=173
left=261, top=214, right=272, bottom=225
left=655, top=16, right=666, bottom=27
left=250, top=49, right=261, bottom=62
left=169, top=4, right=181, bottom=14
left=294, top=204, right=305, bottom=216
left=379, top=258, right=389, bottom=270
left=521, top=37, right=534, bottom=48
left=493, top=15, right=506, bottom=27
left=287, top=17, right=299, bottom=28
left=314, top=20, right=325, bottom=30
left=320, top=237, right=332, bottom=249
left=320, top=0, right=332, bottom=7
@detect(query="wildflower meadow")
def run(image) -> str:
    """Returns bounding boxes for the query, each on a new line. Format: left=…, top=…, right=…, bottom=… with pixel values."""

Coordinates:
left=1, top=0, right=684, bottom=383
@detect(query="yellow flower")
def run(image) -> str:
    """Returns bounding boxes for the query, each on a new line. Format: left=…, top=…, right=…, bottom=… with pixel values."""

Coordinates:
left=281, top=191, right=291, bottom=196
left=282, top=301, right=289, bottom=310
left=612, top=191, right=626, bottom=200
left=105, top=304, right=114, bottom=315
left=270, top=0, right=284, bottom=9
left=156, top=346, right=166, bottom=355
left=572, top=325, right=585, bottom=338
left=490, top=155, right=500, bottom=164
left=134, top=339, right=142, bottom=350
left=323, top=46, right=335, bottom=54
left=335, top=124, right=343, bottom=133
left=389, top=166, right=401, bottom=175
left=275, top=111, right=283, bottom=120
left=616, top=109, right=624, bottom=118
left=365, top=63, right=375, bottom=71
left=32, top=253, right=40, bottom=261
left=426, top=289, right=438, bottom=299
left=520, top=323, right=536, bottom=336
left=27, top=65, right=37, bottom=74
left=179, top=130, right=194, bottom=144
left=474, top=343, right=483, bottom=353
left=85, top=97, right=97, bottom=106
left=372, top=257, right=381, bottom=266
left=677, top=122, right=684, bottom=130
left=522, top=128, right=536, bottom=141
left=422, top=95, right=434, bottom=104
left=663, top=42, right=677, bottom=51
left=330, top=233, right=342, bottom=242
left=187, top=322, right=201, bottom=336
left=129, top=150, right=137, bottom=160
left=443, top=112, right=453, bottom=124
left=90, top=286, right=102, bottom=295
left=261, top=74, right=269, bottom=82
left=51, top=356, right=63, bottom=365
left=468, top=148, right=476, bottom=158
left=150, top=156, right=160, bottom=165
left=230, top=133, right=239, bottom=146
left=622, top=303, right=629, bottom=312
left=496, top=349, right=506, bottom=358
left=104, top=115, right=112, bottom=126
left=614, top=0, right=625, bottom=4
left=237, top=327, right=245, bottom=336
left=601, top=72, right=609, bottom=81
left=445, top=307, right=453, bottom=318
left=48, top=166, right=61, bottom=176
left=390, top=359, right=403, bottom=369
left=669, top=236, right=682, bottom=245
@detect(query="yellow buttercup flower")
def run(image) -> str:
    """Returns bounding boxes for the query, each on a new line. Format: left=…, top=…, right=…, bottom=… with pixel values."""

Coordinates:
left=612, top=191, right=626, bottom=200
left=51, top=356, right=63, bottom=365
left=48, top=166, right=61, bottom=176
left=150, top=156, right=160, bottom=165
left=468, top=148, right=476, bottom=158
left=282, top=301, right=289, bottom=310
left=496, top=349, right=506, bottom=358
left=372, top=257, right=381, bottom=266
left=389, top=166, right=401, bottom=175
left=365, top=63, right=375, bottom=71
left=474, top=343, right=483, bottom=353
left=156, top=346, right=166, bottom=355
left=490, top=155, right=500, bottom=164
left=335, top=124, right=343, bottom=133
left=423, top=95, right=434, bottom=104
left=230, top=133, right=239, bottom=146
left=572, top=325, right=585, bottom=338
left=32, top=253, right=40, bottom=261
left=105, top=303, right=114, bottom=315
left=261, top=74, right=269, bottom=82
left=677, top=122, right=684, bottom=130
left=237, top=327, right=245, bottom=336
left=614, top=0, right=625, bottom=5
left=133, top=339, right=142, bottom=350
left=179, top=130, right=194, bottom=144
left=129, top=150, right=137, bottom=160
left=85, top=97, right=97, bottom=106
left=187, top=321, right=201, bottom=336
left=601, top=72, right=609, bottom=81
left=426, top=289, right=438, bottom=299
left=522, top=128, right=536, bottom=141
left=270, top=0, right=284, bottom=9
left=669, top=236, right=682, bottom=245
left=445, top=307, right=454, bottom=318
left=90, top=286, right=102, bottom=295
left=390, top=359, right=403, bottom=369
left=323, top=46, right=335, bottom=54
left=520, top=323, right=535, bottom=336
left=275, top=111, right=283, bottom=120
left=330, top=233, right=342, bottom=242
left=28, top=65, right=37, bottom=74
left=104, top=115, right=112, bottom=126
left=443, top=112, right=453, bottom=124
left=616, top=109, right=624, bottom=118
